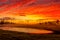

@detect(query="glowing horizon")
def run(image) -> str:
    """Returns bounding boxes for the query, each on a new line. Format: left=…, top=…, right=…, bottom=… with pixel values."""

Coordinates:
left=0, top=0, right=60, bottom=20
left=0, top=0, right=60, bottom=24
left=0, top=0, right=60, bottom=34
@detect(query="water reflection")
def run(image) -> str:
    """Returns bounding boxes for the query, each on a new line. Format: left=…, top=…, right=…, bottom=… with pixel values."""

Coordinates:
left=0, top=27, right=53, bottom=34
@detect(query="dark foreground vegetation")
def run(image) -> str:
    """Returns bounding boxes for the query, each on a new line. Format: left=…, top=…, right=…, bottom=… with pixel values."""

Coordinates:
left=0, top=29, right=60, bottom=40
left=0, top=20, right=60, bottom=40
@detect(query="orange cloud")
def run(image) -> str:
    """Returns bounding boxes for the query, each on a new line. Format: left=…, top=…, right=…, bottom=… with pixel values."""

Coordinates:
left=0, top=0, right=60, bottom=20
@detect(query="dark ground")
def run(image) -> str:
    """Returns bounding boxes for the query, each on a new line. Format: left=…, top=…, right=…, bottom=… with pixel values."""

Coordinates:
left=0, top=20, right=60, bottom=40
left=0, top=29, right=60, bottom=40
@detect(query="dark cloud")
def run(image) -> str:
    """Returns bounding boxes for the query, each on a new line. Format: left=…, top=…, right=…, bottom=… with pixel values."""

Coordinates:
left=27, top=0, right=60, bottom=6
left=0, top=0, right=60, bottom=8
left=0, top=0, right=23, bottom=6
left=53, top=0, right=60, bottom=2
left=53, top=0, right=60, bottom=4
left=35, top=0, right=60, bottom=4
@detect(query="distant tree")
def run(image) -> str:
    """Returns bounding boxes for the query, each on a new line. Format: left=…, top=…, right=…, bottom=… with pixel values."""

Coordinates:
left=48, top=22, right=52, bottom=24
left=39, top=23, right=42, bottom=25
left=0, top=19, right=5, bottom=24
left=56, top=20, right=59, bottom=24
left=45, top=22, right=47, bottom=24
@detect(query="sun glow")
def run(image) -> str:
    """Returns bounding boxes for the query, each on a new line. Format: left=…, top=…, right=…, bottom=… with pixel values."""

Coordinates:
left=11, top=15, right=46, bottom=24
left=22, top=15, right=43, bottom=20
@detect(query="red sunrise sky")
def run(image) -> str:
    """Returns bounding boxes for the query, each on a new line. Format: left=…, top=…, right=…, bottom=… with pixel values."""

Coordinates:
left=0, top=0, right=60, bottom=20
left=0, top=0, right=60, bottom=34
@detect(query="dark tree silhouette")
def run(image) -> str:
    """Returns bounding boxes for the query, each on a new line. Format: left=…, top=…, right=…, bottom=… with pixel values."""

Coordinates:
left=0, top=20, right=5, bottom=24
left=48, top=22, right=53, bottom=24
left=56, top=20, right=59, bottom=24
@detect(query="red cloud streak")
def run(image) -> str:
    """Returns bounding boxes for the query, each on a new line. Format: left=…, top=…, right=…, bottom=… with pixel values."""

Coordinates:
left=0, top=0, right=60, bottom=20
